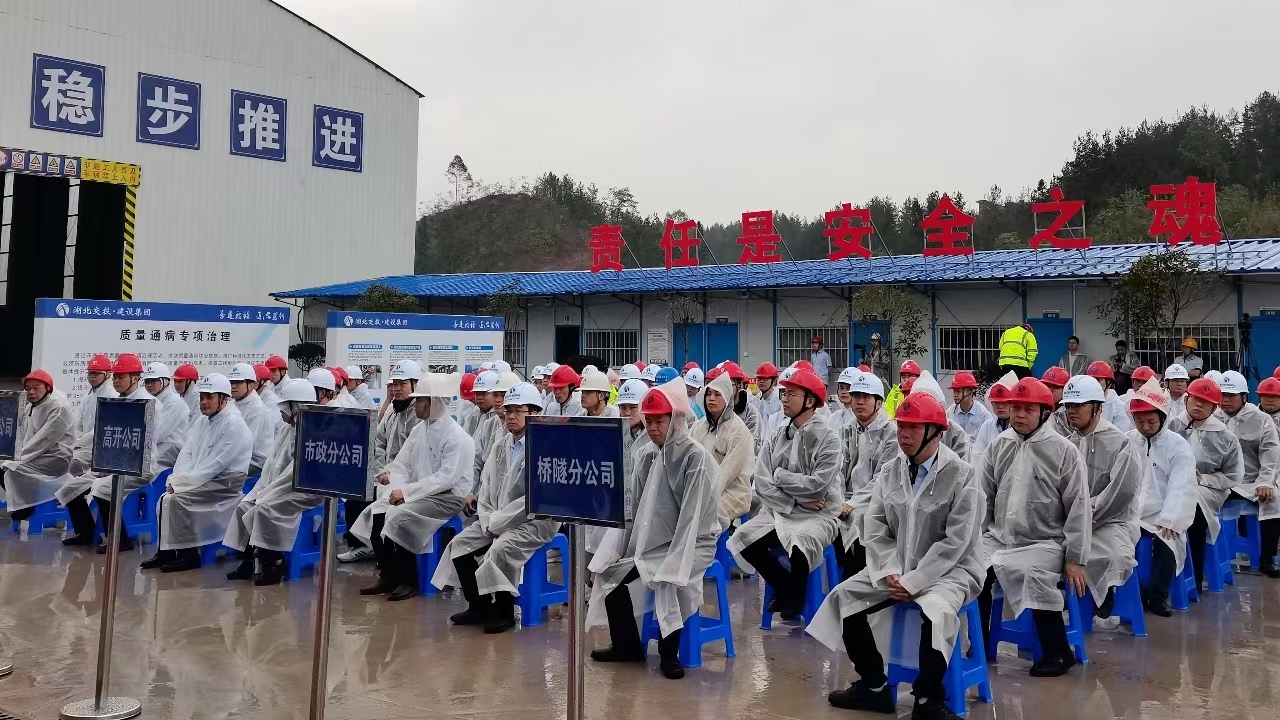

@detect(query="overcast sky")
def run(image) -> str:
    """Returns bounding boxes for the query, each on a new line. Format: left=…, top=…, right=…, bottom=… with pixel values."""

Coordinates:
left=280, top=0, right=1278, bottom=224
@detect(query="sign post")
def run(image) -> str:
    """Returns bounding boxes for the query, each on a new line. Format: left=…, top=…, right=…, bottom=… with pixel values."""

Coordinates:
left=525, top=416, right=628, bottom=720
left=292, top=404, right=375, bottom=720
left=61, top=397, right=154, bottom=720
left=0, top=390, right=20, bottom=677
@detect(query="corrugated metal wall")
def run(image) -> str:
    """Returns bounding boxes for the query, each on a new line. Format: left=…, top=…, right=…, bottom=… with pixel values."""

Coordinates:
left=0, top=0, right=419, bottom=311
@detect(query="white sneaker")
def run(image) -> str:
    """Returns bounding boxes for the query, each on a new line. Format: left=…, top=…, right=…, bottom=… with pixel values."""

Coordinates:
left=337, top=546, right=374, bottom=563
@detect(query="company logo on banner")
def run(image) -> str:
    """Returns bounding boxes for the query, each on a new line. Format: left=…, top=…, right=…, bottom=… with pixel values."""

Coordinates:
left=32, top=298, right=290, bottom=410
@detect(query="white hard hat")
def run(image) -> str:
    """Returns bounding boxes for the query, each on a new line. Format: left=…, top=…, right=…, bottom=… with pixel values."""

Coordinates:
left=837, top=367, right=861, bottom=386
left=641, top=364, right=660, bottom=382
left=531, top=365, right=547, bottom=380
left=142, top=362, right=172, bottom=380
left=618, top=379, right=649, bottom=405
left=228, top=362, right=257, bottom=382
left=344, top=365, right=363, bottom=382
left=494, top=360, right=512, bottom=374
left=684, top=367, right=705, bottom=389
left=197, top=373, right=232, bottom=396
left=779, top=366, right=799, bottom=382
left=579, top=370, right=611, bottom=393
left=474, top=370, right=500, bottom=393
left=412, top=372, right=462, bottom=399
left=848, top=371, right=884, bottom=398
left=1061, top=375, right=1105, bottom=404
left=307, top=368, right=337, bottom=392
left=619, top=364, right=641, bottom=381
left=495, top=371, right=521, bottom=393
left=504, top=381, right=544, bottom=409
left=583, top=365, right=599, bottom=375
left=1204, top=370, right=1224, bottom=386
left=480, top=361, right=497, bottom=372
left=1164, top=364, right=1189, bottom=380
left=1219, top=370, right=1249, bottom=395
left=545, top=362, right=561, bottom=372
left=279, top=379, right=317, bottom=403
left=390, top=360, right=422, bottom=381
left=871, top=332, right=882, bottom=341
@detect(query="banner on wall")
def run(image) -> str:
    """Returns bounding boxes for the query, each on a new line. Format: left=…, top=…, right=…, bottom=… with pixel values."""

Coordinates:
left=32, top=298, right=290, bottom=410
left=324, top=311, right=504, bottom=408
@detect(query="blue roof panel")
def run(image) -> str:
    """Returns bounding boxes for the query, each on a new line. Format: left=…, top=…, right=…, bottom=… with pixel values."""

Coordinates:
left=273, top=238, right=1280, bottom=300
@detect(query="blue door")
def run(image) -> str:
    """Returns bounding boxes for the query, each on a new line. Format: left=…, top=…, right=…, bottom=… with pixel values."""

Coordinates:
left=1030, top=318, right=1075, bottom=378
left=850, top=321, right=889, bottom=367
left=1246, top=314, right=1280, bottom=400
left=672, top=324, right=704, bottom=368
left=673, top=323, right=739, bottom=368
left=707, top=323, right=739, bottom=367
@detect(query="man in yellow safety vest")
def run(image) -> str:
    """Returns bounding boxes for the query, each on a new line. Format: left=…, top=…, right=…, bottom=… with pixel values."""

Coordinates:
left=998, top=322, right=1038, bottom=379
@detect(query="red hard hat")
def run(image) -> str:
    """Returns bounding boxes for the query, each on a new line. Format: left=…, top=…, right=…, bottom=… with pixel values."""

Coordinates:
left=173, top=364, right=199, bottom=381
left=781, top=368, right=827, bottom=399
left=1186, top=378, right=1222, bottom=405
left=634, top=361, right=647, bottom=371
left=640, top=388, right=674, bottom=415
left=1040, top=366, right=1069, bottom=388
left=902, top=377, right=916, bottom=394
left=87, top=354, right=113, bottom=372
left=682, top=361, right=700, bottom=372
left=988, top=383, right=1011, bottom=403
left=1129, top=399, right=1159, bottom=414
left=23, top=369, right=54, bottom=391
left=1086, top=360, right=1115, bottom=381
left=111, top=353, right=143, bottom=374
left=811, top=335, right=824, bottom=345
left=721, top=361, right=747, bottom=381
left=950, top=371, right=978, bottom=390
left=755, top=362, right=779, bottom=378
left=459, top=372, right=477, bottom=401
left=548, top=365, right=580, bottom=389
left=1009, top=378, right=1054, bottom=408
left=705, top=367, right=723, bottom=382
left=1258, top=377, right=1280, bottom=397
left=893, top=393, right=948, bottom=426
left=265, top=355, right=288, bottom=371
left=858, top=364, right=871, bottom=373
left=253, top=364, right=271, bottom=381
left=329, top=367, right=349, bottom=384
left=1130, top=366, right=1156, bottom=384
left=900, top=360, right=922, bottom=376
left=793, top=360, right=815, bottom=373
left=1273, top=366, right=1280, bottom=381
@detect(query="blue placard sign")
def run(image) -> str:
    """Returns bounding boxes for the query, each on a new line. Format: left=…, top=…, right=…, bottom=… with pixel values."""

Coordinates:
left=0, top=392, right=22, bottom=461
left=91, top=398, right=154, bottom=476
left=525, top=416, right=627, bottom=527
left=293, top=405, right=374, bottom=500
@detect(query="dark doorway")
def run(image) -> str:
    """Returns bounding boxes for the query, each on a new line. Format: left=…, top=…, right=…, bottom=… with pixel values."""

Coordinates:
left=0, top=174, right=69, bottom=374
left=555, top=325, right=581, bottom=363
left=74, top=181, right=125, bottom=300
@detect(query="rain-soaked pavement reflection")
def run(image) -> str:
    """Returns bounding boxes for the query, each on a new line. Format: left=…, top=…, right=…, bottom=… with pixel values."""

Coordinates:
left=1, top=532, right=1278, bottom=719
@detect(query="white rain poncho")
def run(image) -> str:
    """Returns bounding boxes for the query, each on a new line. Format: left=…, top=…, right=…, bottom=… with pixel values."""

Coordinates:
left=180, top=384, right=200, bottom=420
left=152, top=387, right=191, bottom=469
left=764, top=404, right=832, bottom=439
left=1103, top=389, right=1133, bottom=433
left=588, top=378, right=721, bottom=637
left=546, top=390, right=582, bottom=418
left=689, top=372, right=756, bottom=521
left=830, top=406, right=855, bottom=430
left=352, top=409, right=474, bottom=554
left=330, top=387, right=362, bottom=409
left=979, top=420, right=1091, bottom=615
left=910, top=374, right=972, bottom=462
left=1130, top=425, right=1199, bottom=574
left=1167, top=414, right=1242, bottom=544
left=752, top=388, right=782, bottom=424
left=2, top=390, right=74, bottom=511
left=373, top=400, right=421, bottom=481
left=83, top=384, right=159, bottom=504
left=458, top=401, right=481, bottom=435
left=350, top=383, right=376, bottom=410
left=729, top=401, right=844, bottom=575
left=431, top=426, right=562, bottom=596
left=1050, top=406, right=1073, bottom=438
left=577, top=403, right=620, bottom=418
left=738, top=399, right=764, bottom=444
left=470, top=409, right=502, bottom=495
left=74, top=381, right=117, bottom=446
left=1170, top=395, right=1187, bottom=426
left=224, top=421, right=322, bottom=552
left=259, top=382, right=280, bottom=414
left=160, top=402, right=253, bottom=550
left=947, top=399, right=992, bottom=439
left=1068, top=418, right=1144, bottom=604
left=589, top=422, right=656, bottom=568
left=970, top=416, right=1007, bottom=465
left=1223, top=402, right=1280, bottom=521
left=807, top=444, right=985, bottom=662
left=236, top=390, right=279, bottom=474
left=836, top=408, right=898, bottom=551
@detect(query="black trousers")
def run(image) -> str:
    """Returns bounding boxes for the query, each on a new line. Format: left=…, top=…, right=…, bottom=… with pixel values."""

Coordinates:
left=451, top=543, right=514, bottom=620
left=844, top=598, right=947, bottom=702
left=1186, top=507, right=1210, bottom=590
left=999, top=365, right=1032, bottom=380
left=65, top=490, right=98, bottom=540
left=369, top=513, right=417, bottom=587
left=1140, top=529, right=1176, bottom=602
left=977, top=568, right=1071, bottom=662
left=604, top=568, right=680, bottom=659
left=836, top=534, right=867, bottom=582
left=345, top=499, right=371, bottom=548
left=739, top=530, right=811, bottom=610
left=1261, top=518, right=1280, bottom=567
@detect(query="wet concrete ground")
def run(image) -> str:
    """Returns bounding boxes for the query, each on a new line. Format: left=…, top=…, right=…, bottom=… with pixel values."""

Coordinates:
left=1, top=530, right=1278, bottom=720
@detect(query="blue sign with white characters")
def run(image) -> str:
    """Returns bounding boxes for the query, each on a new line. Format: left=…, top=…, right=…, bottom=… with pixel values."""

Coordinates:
left=312, top=105, right=363, bottom=172
left=326, top=311, right=503, bottom=332
left=91, top=398, right=154, bottom=476
left=525, top=416, right=627, bottom=527
left=35, top=298, right=289, bottom=324
left=31, top=54, right=105, bottom=137
left=294, top=405, right=374, bottom=500
left=0, top=393, right=20, bottom=461
left=230, top=90, right=287, bottom=162
left=137, top=73, right=201, bottom=149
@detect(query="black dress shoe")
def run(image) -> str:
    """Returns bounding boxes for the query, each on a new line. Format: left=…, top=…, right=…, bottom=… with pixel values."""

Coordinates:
left=449, top=608, right=490, bottom=626
left=1147, top=596, right=1173, bottom=617
left=1260, top=563, right=1280, bottom=579
left=140, top=553, right=171, bottom=569
left=1029, top=653, right=1077, bottom=677
left=254, top=563, right=285, bottom=586
left=659, top=658, right=685, bottom=680
left=387, top=584, right=418, bottom=601
left=359, top=578, right=397, bottom=596
left=483, top=615, right=517, bottom=634
left=589, top=647, right=645, bottom=663
left=827, top=680, right=896, bottom=713
left=912, top=698, right=962, bottom=720
left=161, top=553, right=202, bottom=573
left=62, top=533, right=95, bottom=547
left=226, top=561, right=255, bottom=581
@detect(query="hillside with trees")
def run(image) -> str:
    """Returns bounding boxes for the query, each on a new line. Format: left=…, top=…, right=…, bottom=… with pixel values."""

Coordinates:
left=415, top=91, right=1280, bottom=273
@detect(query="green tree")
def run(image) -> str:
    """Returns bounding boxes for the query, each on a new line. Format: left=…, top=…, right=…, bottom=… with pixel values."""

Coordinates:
left=354, top=283, right=421, bottom=313
left=1091, top=189, right=1150, bottom=245
left=847, top=286, right=928, bottom=366
left=288, top=343, right=326, bottom=373
left=444, top=155, right=473, bottom=204
left=994, top=232, right=1025, bottom=249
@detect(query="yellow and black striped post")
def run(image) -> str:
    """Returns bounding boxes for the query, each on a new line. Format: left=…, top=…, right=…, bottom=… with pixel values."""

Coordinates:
left=122, top=185, right=136, bottom=301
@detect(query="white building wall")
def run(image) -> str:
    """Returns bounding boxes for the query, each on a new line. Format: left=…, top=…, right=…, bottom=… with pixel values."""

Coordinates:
left=1, top=0, right=419, bottom=314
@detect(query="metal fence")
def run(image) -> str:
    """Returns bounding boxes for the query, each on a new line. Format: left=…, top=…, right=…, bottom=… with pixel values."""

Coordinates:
left=1131, top=325, right=1238, bottom=373
left=776, top=327, right=849, bottom=379
left=504, top=329, right=526, bottom=375
left=936, top=325, right=1003, bottom=373
left=584, top=329, right=639, bottom=369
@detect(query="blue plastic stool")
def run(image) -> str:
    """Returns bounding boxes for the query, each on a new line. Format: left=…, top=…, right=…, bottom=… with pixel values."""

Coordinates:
left=517, top=534, right=570, bottom=627
left=336, top=499, right=348, bottom=538
left=241, top=475, right=260, bottom=496
left=1204, top=526, right=1235, bottom=592
left=760, top=546, right=838, bottom=630
left=885, top=600, right=992, bottom=718
left=1079, top=572, right=1147, bottom=638
left=1224, top=511, right=1262, bottom=570
left=417, top=516, right=464, bottom=596
left=986, top=581, right=1088, bottom=664
left=12, top=499, right=69, bottom=535
left=284, top=506, right=325, bottom=580
left=117, top=483, right=160, bottom=543
left=640, top=560, right=736, bottom=668
left=1136, top=535, right=1198, bottom=611
left=199, top=543, right=223, bottom=566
